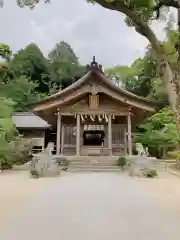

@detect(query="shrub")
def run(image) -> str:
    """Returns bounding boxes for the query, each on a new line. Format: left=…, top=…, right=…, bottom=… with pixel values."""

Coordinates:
left=10, top=138, right=33, bottom=165
left=30, top=168, right=40, bottom=178
left=144, top=169, right=157, bottom=178
left=167, top=151, right=180, bottom=160
left=117, top=156, right=127, bottom=168
left=56, top=157, right=69, bottom=168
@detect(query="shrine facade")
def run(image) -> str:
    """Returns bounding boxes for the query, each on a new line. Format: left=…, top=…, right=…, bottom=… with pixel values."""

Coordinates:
left=33, top=58, right=156, bottom=156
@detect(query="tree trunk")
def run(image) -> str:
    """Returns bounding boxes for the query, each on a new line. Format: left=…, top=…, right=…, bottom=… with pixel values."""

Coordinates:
left=156, top=53, right=180, bottom=135
left=158, top=58, right=176, bottom=112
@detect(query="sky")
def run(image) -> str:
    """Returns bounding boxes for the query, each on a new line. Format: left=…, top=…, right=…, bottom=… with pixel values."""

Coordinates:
left=0, top=0, right=167, bottom=67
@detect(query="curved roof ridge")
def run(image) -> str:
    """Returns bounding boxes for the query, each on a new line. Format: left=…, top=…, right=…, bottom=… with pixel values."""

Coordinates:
left=96, top=72, right=154, bottom=104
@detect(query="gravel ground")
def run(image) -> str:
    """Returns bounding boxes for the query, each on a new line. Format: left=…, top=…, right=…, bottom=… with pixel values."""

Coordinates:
left=1, top=171, right=180, bottom=239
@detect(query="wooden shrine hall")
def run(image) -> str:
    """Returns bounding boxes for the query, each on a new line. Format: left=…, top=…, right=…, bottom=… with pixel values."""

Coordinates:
left=33, top=57, right=156, bottom=156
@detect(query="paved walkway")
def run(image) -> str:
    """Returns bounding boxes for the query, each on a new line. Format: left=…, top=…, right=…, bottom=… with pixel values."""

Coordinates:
left=1, top=173, right=180, bottom=239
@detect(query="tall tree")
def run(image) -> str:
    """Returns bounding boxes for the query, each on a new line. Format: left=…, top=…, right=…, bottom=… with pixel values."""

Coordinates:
left=88, top=0, right=180, bottom=135
left=106, top=23, right=180, bottom=106
left=48, top=41, right=87, bottom=89
left=9, top=43, right=51, bottom=93
left=49, top=41, right=79, bottom=64
left=106, top=50, right=158, bottom=98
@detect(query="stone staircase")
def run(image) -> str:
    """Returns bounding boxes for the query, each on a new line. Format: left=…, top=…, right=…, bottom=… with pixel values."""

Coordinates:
left=66, top=156, right=120, bottom=172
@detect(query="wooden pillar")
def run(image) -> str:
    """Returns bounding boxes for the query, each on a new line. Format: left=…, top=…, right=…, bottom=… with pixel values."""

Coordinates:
left=127, top=111, right=132, bottom=155
left=56, top=112, right=61, bottom=155
left=108, top=115, right=112, bottom=155
left=76, top=114, right=80, bottom=155
left=61, top=125, right=64, bottom=155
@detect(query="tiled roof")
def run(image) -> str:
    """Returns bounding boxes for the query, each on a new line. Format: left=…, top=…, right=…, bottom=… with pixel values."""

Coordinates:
left=12, top=112, right=51, bottom=129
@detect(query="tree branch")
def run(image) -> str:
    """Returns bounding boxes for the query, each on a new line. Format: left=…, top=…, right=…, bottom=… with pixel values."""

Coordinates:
left=94, top=0, right=163, bottom=53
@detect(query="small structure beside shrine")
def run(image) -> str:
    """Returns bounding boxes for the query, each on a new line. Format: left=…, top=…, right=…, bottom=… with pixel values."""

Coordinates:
left=12, top=112, right=51, bottom=152
left=32, top=57, right=156, bottom=156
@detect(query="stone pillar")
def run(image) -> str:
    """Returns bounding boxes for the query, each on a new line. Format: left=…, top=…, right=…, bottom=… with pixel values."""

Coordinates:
left=76, top=114, right=80, bottom=155
left=56, top=112, right=61, bottom=155
left=127, top=112, right=132, bottom=155
left=108, top=115, right=112, bottom=155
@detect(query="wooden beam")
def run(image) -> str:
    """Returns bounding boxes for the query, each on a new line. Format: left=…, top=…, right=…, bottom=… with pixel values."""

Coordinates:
left=108, top=115, right=112, bottom=155
left=56, top=112, right=61, bottom=155
left=76, top=114, right=80, bottom=155
left=127, top=112, right=132, bottom=155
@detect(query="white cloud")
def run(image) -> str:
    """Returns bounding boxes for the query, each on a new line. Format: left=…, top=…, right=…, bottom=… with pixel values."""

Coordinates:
left=0, top=0, right=166, bottom=67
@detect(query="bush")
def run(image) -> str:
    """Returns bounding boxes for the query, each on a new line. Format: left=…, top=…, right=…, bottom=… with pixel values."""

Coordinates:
left=117, top=156, right=127, bottom=169
left=56, top=157, right=69, bottom=170
left=10, top=138, right=33, bottom=165
left=167, top=151, right=180, bottom=160
left=30, top=168, right=40, bottom=178
left=144, top=169, right=157, bottom=178
left=0, top=137, right=33, bottom=170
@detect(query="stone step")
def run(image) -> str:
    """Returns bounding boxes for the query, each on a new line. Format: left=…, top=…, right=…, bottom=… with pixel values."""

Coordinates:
left=67, top=168, right=121, bottom=173
left=70, top=161, right=117, bottom=165
left=69, top=164, right=118, bottom=169
left=67, top=156, right=119, bottom=161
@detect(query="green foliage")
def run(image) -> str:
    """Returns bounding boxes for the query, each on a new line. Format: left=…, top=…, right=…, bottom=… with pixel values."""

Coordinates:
left=106, top=24, right=179, bottom=106
left=0, top=61, right=9, bottom=80
left=0, top=40, right=85, bottom=111
left=9, top=44, right=51, bottom=93
left=134, top=107, right=179, bottom=157
left=10, top=138, right=33, bottom=165
left=49, top=41, right=79, bottom=64
left=106, top=54, right=158, bottom=99
left=167, top=151, right=180, bottom=160
left=0, top=43, right=12, bottom=61
left=48, top=41, right=86, bottom=89
left=0, top=0, right=50, bottom=8
left=0, top=76, right=41, bottom=111
left=0, top=98, right=18, bottom=169
left=30, top=168, right=40, bottom=178
left=49, top=60, right=86, bottom=89
left=117, top=156, right=127, bottom=168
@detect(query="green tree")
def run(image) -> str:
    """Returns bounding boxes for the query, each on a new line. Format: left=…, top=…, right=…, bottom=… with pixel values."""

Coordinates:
left=49, top=41, right=79, bottom=64
left=0, top=61, right=9, bottom=80
left=90, top=0, right=180, bottom=134
left=0, top=43, right=12, bottom=62
left=0, top=97, right=18, bottom=169
left=134, top=107, right=179, bottom=157
left=48, top=41, right=87, bottom=89
left=106, top=51, right=157, bottom=98
left=0, top=76, right=43, bottom=111
left=9, top=43, right=51, bottom=93
left=106, top=23, right=179, bottom=106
